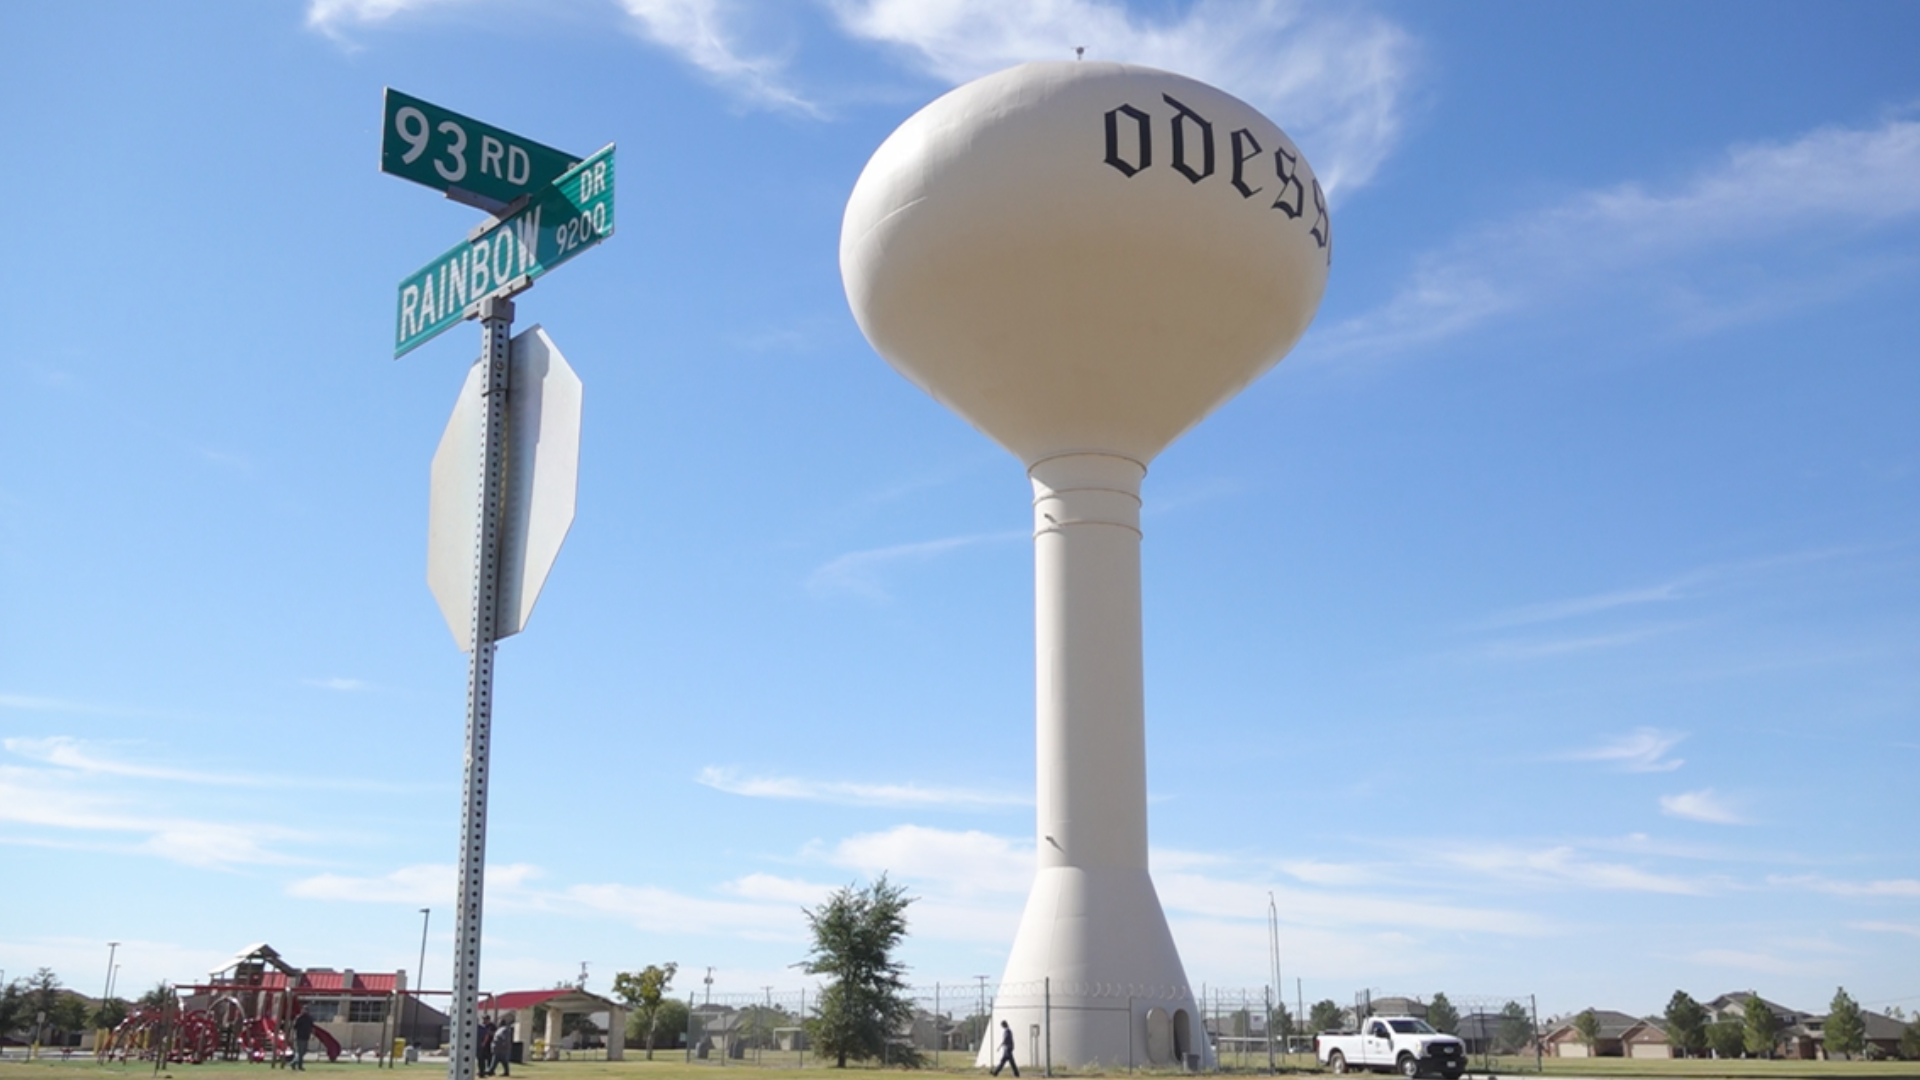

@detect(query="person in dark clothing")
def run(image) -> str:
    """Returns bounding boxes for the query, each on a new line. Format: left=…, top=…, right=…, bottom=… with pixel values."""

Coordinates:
left=992, top=1020, right=1019, bottom=1077
left=492, top=1022, right=513, bottom=1077
left=292, top=1007, right=315, bottom=1071
left=478, top=1019, right=496, bottom=1077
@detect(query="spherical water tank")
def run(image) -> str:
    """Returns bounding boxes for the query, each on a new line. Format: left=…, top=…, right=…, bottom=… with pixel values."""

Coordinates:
left=841, top=60, right=1331, bottom=466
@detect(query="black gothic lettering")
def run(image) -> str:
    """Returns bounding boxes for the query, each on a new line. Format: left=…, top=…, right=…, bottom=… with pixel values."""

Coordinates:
left=1229, top=129, right=1264, bottom=198
left=1104, top=104, right=1152, bottom=177
left=1162, top=94, right=1214, bottom=184
left=1270, top=146, right=1305, bottom=218
left=1309, top=177, right=1331, bottom=264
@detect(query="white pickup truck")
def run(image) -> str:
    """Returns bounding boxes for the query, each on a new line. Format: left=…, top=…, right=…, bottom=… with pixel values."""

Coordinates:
left=1315, top=1016, right=1467, bottom=1079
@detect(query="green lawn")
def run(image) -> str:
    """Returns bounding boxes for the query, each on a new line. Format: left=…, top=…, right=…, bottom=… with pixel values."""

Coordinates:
left=3, top=1058, right=1916, bottom=1080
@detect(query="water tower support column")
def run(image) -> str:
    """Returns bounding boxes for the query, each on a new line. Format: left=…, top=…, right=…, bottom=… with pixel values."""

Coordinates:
left=984, top=452, right=1206, bottom=1069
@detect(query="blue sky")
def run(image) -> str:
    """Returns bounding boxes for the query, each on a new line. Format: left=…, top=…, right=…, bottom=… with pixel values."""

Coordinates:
left=2, top=0, right=1916, bottom=1025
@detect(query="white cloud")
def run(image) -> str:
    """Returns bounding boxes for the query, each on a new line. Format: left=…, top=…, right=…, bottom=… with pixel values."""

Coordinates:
left=564, top=882, right=805, bottom=939
left=1277, top=859, right=1377, bottom=886
left=1659, top=789, right=1749, bottom=825
left=1770, top=874, right=1920, bottom=898
left=1850, top=921, right=1920, bottom=938
left=614, top=0, right=819, bottom=114
left=0, top=764, right=310, bottom=868
left=3, top=736, right=418, bottom=793
left=286, top=862, right=542, bottom=903
left=1158, top=871, right=1555, bottom=935
left=1317, top=115, right=1920, bottom=358
left=1684, top=948, right=1822, bottom=976
left=698, top=766, right=1027, bottom=809
left=1434, top=843, right=1711, bottom=895
left=1481, top=584, right=1689, bottom=629
left=304, top=0, right=475, bottom=40
left=720, top=872, right=838, bottom=906
left=7, top=736, right=267, bottom=786
left=831, top=0, right=1412, bottom=194
left=1560, top=728, right=1687, bottom=773
left=816, top=824, right=1033, bottom=896
left=804, top=531, right=1020, bottom=601
left=1480, top=625, right=1683, bottom=661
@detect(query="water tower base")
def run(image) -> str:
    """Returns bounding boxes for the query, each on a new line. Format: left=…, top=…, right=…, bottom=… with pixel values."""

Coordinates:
left=975, top=866, right=1214, bottom=1071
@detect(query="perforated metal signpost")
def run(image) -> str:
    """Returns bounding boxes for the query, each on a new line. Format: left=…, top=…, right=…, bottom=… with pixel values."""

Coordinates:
left=380, top=89, right=613, bottom=1080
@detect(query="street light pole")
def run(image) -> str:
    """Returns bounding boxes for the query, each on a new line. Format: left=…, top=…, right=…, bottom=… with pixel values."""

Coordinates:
left=413, top=909, right=431, bottom=1057
left=103, top=943, right=121, bottom=1008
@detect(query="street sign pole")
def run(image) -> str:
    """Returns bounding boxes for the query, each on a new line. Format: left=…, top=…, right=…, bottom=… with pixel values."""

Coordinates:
left=449, top=294, right=513, bottom=1080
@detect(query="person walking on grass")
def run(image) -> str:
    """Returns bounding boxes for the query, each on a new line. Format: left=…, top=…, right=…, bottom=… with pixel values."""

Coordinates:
left=492, top=1021, right=513, bottom=1077
left=478, top=1018, right=495, bottom=1077
left=292, top=1007, right=315, bottom=1071
left=992, top=1020, right=1019, bottom=1077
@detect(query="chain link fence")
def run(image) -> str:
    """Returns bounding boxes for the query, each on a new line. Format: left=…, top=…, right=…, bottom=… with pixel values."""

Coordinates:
left=575, top=979, right=1540, bottom=1073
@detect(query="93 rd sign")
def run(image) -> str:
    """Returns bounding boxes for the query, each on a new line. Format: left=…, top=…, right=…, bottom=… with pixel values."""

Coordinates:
left=381, top=89, right=580, bottom=210
left=393, top=145, right=615, bottom=357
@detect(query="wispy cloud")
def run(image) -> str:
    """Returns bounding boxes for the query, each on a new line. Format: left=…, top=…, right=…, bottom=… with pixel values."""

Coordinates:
left=287, top=862, right=542, bottom=904
left=7, top=736, right=263, bottom=786
left=1659, top=789, right=1749, bottom=825
left=805, top=531, right=1020, bottom=602
left=1850, top=921, right=1920, bottom=938
left=565, top=881, right=806, bottom=939
left=0, top=694, right=156, bottom=717
left=1684, top=948, right=1820, bottom=975
left=614, top=0, right=819, bottom=115
left=814, top=824, right=1033, bottom=897
left=0, top=765, right=311, bottom=868
left=304, top=0, right=477, bottom=41
left=832, top=0, right=1411, bottom=195
left=1480, top=624, right=1683, bottom=661
left=1157, top=870, right=1557, bottom=935
left=305, top=677, right=370, bottom=692
left=1480, top=584, right=1691, bottom=630
left=1559, top=728, right=1687, bottom=773
left=4, top=736, right=420, bottom=794
left=1433, top=843, right=1712, bottom=895
left=1315, top=115, right=1920, bottom=358
left=697, top=766, right=1028, bottom=809
left=1770, top=874, right=1920, bottom=898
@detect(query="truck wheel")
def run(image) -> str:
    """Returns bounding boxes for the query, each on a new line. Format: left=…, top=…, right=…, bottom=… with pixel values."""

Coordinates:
left=1328, top=1051, right=1347, bottom=1074
left=1398, top=1053, right=1421, bottom=1078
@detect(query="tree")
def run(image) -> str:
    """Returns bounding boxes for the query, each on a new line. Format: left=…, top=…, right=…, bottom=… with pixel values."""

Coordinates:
left=0, top=980, right=25, bottom=1040
left=25, top=970, right=61, bottom=1046
left=90, top=998, right=129, bottom=1031
left=611, top=963, right=678, bottom=1060
left=1741, top=994, right=1781, bottom=1059
left=1269, top=1003, right=1295, bottom=1041
left=1572, top=1009, right=1601, bottom=1054
left=1308, top=1000, right=1347, bottom=1035
left=1706, top=1019, right=1744, bottom=1059
left=137, top=983, right=173, bottom=1010
left=1900, top=1015, right=1920, bottom=1061
left=1495, top=1001, right=1533, bottom=1055
left=49, top=994, right=89, bottom=1042
left=1824, top=987, right=1865, bottom=1060
left=1663, top=991, right=1707, bottom=1058
left=1427, top=994, right=1459, bottom=1036
left=562, top=1013, right=602, bottom=1048
left=799, top=875, right=918, bottom=1068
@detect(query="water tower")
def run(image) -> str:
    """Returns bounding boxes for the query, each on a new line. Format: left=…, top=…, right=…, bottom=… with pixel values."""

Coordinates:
left=841, top=61, right=1330, bottom=1069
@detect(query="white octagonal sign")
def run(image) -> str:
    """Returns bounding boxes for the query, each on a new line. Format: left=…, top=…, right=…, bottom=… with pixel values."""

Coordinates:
left=428, top=324, right=582, bottom=651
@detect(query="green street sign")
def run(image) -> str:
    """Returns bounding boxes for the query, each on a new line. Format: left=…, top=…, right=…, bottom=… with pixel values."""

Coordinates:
left=395, top=145, right=616, bottom=357
left=382, top=88, right=580, bottom=208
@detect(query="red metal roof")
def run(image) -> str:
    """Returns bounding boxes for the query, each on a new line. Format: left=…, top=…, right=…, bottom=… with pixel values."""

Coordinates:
left=482, top=990, right=572, bottom=1011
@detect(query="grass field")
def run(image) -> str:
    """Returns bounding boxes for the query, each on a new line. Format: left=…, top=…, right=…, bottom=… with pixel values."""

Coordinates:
left=1, top=1057, right=1917, bottom=1080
